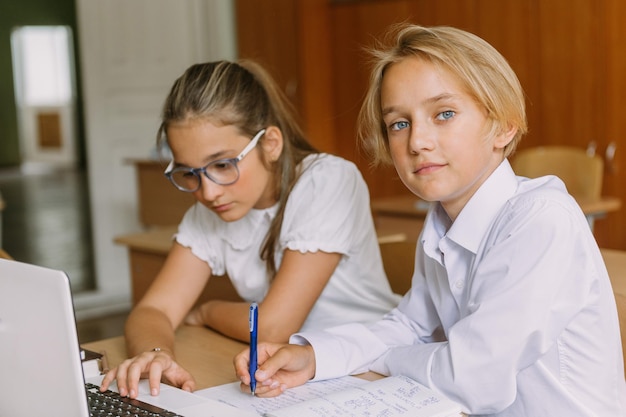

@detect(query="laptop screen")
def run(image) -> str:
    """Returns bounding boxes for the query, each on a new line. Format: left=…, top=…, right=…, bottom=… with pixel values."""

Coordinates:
left=0, top=258, right=90, bottom=416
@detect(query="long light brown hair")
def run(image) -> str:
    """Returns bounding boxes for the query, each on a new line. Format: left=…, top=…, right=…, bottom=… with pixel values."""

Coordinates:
left=157, top=60, right=318, bottom=276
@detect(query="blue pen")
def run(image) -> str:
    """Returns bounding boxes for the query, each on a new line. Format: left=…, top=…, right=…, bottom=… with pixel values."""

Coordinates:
left=249, top=302, right=258, bottom=396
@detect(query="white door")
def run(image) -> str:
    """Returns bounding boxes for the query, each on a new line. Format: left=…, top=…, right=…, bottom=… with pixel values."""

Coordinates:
left=74, top=0, right=235, bottom=317
left=11, top=26, right=79, bottom=171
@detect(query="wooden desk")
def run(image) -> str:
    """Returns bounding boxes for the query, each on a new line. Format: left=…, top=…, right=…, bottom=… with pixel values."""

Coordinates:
left=82, top=325, right=382, bottom=390
left=577, top=196, right=622, bottom=230
left=578, top=196, right=622, bottom=217
left=371, top=194, right=622, bottom=239
left=85, top=249, right=625, bottom=390
left=83, top=326, right=246, bottom=389
left=371, top=195, right=430, bottom=243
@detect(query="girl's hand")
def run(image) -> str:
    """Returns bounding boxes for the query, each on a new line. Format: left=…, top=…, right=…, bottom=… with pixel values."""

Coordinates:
left=99, top=349, right=196, bottom=399
left=234, top=342, right=316, bottom=397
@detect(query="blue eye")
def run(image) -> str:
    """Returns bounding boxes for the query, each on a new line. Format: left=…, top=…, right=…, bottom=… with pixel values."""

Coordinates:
left=436, top=110, right=455, bottom=121
left=389, top=121, right=410, bottom=131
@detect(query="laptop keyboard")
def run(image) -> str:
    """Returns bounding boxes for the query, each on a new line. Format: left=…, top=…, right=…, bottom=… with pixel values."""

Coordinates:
left=85, top=382, right=183, bottom=417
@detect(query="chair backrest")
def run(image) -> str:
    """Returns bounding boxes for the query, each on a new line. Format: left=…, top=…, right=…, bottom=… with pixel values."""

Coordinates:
left=511, top=146, right=604, bottom=200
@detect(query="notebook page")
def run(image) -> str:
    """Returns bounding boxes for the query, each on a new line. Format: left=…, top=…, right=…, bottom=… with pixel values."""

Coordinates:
left=196, top=375, right=368, bottom=416
left=263, top=375, right=462, bottom=417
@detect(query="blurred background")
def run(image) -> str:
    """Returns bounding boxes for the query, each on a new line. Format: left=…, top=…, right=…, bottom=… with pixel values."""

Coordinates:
left=1, top=0, right=624, bottom=339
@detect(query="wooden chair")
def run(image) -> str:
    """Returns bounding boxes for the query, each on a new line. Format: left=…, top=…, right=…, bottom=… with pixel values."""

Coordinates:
left=511, top=146, right=604, bottom=200
left=379, top=242, right=626, bottom=377
left=600, top=248, right=626, bottom=376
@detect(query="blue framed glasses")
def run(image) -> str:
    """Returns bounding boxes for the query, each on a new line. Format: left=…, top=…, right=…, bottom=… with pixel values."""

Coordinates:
left=164, top=128, right=266, bottom=192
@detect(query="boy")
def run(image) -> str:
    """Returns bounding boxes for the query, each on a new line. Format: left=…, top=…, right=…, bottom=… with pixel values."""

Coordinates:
left=235, top=24, right=626, bottom=416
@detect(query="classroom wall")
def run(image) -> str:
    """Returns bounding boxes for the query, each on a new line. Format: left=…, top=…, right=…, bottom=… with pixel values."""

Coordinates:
left=236, top=0, right=626, bottom=251
left=0, top=0, right=86, bottom=168
left=5, top=1, right=624, bottom=316
left=73, top=0, right=236, bottom=318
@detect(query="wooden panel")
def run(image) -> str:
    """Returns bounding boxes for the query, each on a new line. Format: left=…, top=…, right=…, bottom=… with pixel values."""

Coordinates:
left=470, top=0, right=538, bottom=148
left=294, top=0, right=336, bottom=153
left=533, top=0, right=619, bottom=249
left=236, top=0, right=337, bottom=153
left=598, top=0, right=626, bottom=250
left=408, top=0, right=478, bottom=29
left=235, top=0, right=300, bottom=110
left=327, top=0, right=534, bottom=199
left=235, top=0, right=626, bottom=251
left=535, top=0, right=605, bottom=150
left=330, top=0, right=425, bottom=199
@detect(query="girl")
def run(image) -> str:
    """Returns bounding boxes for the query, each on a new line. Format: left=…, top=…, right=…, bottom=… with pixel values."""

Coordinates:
left=235, top=24, right=626, bottom=416
left=101, top=60, right=400, bottom=399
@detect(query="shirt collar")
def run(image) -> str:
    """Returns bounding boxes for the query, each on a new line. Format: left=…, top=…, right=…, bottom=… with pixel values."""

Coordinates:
left=422, top=159, right=518, bottom=255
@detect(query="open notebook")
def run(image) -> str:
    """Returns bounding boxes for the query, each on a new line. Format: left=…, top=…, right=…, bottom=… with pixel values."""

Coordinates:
left=0, top=258, right=255, bottom=417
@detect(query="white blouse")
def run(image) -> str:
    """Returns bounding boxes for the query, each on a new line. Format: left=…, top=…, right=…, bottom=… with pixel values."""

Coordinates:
left=175, top=153, right=401, bottom=331
left=293, top=159, right=626, bottom=416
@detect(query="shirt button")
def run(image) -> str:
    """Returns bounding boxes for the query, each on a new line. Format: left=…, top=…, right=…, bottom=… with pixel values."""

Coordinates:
left=455, top=280, right=464, bottom=289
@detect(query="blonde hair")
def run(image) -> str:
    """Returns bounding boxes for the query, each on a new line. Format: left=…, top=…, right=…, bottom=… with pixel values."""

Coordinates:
left=157, top=60, right=318, bottom=276
left=359, top=24, right=527, bottom=166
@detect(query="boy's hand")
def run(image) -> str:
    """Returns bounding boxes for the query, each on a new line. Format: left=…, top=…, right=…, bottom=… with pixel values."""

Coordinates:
left=234, top=342, right=316, bottom=397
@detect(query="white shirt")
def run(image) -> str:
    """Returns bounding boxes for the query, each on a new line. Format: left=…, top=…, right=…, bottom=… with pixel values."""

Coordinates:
left=293, top=159, right=626, bottom=416
left=176, top=153, right=401, bottom=331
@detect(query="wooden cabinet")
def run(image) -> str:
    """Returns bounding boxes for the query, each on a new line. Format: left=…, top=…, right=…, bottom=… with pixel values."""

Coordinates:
left=235, top=0, right=626, bottom=250
left=129, top=160, right=195, bottom=227
left=114, top=227, right=241, bottom=306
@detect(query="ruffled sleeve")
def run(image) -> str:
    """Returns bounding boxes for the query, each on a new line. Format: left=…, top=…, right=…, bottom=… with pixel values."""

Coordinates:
left=279, top=154, right=372, bottom=257
left=175, top=200, right=275, bottom=279
left=174, top=203, right=227, bottom=275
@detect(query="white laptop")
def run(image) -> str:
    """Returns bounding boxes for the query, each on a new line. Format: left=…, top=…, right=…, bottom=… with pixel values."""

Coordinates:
left=0, top=258, right=255, bottom=417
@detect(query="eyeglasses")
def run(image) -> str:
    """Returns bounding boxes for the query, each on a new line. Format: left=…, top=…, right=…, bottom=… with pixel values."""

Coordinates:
left=164, top=128, right=266, bottom=192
